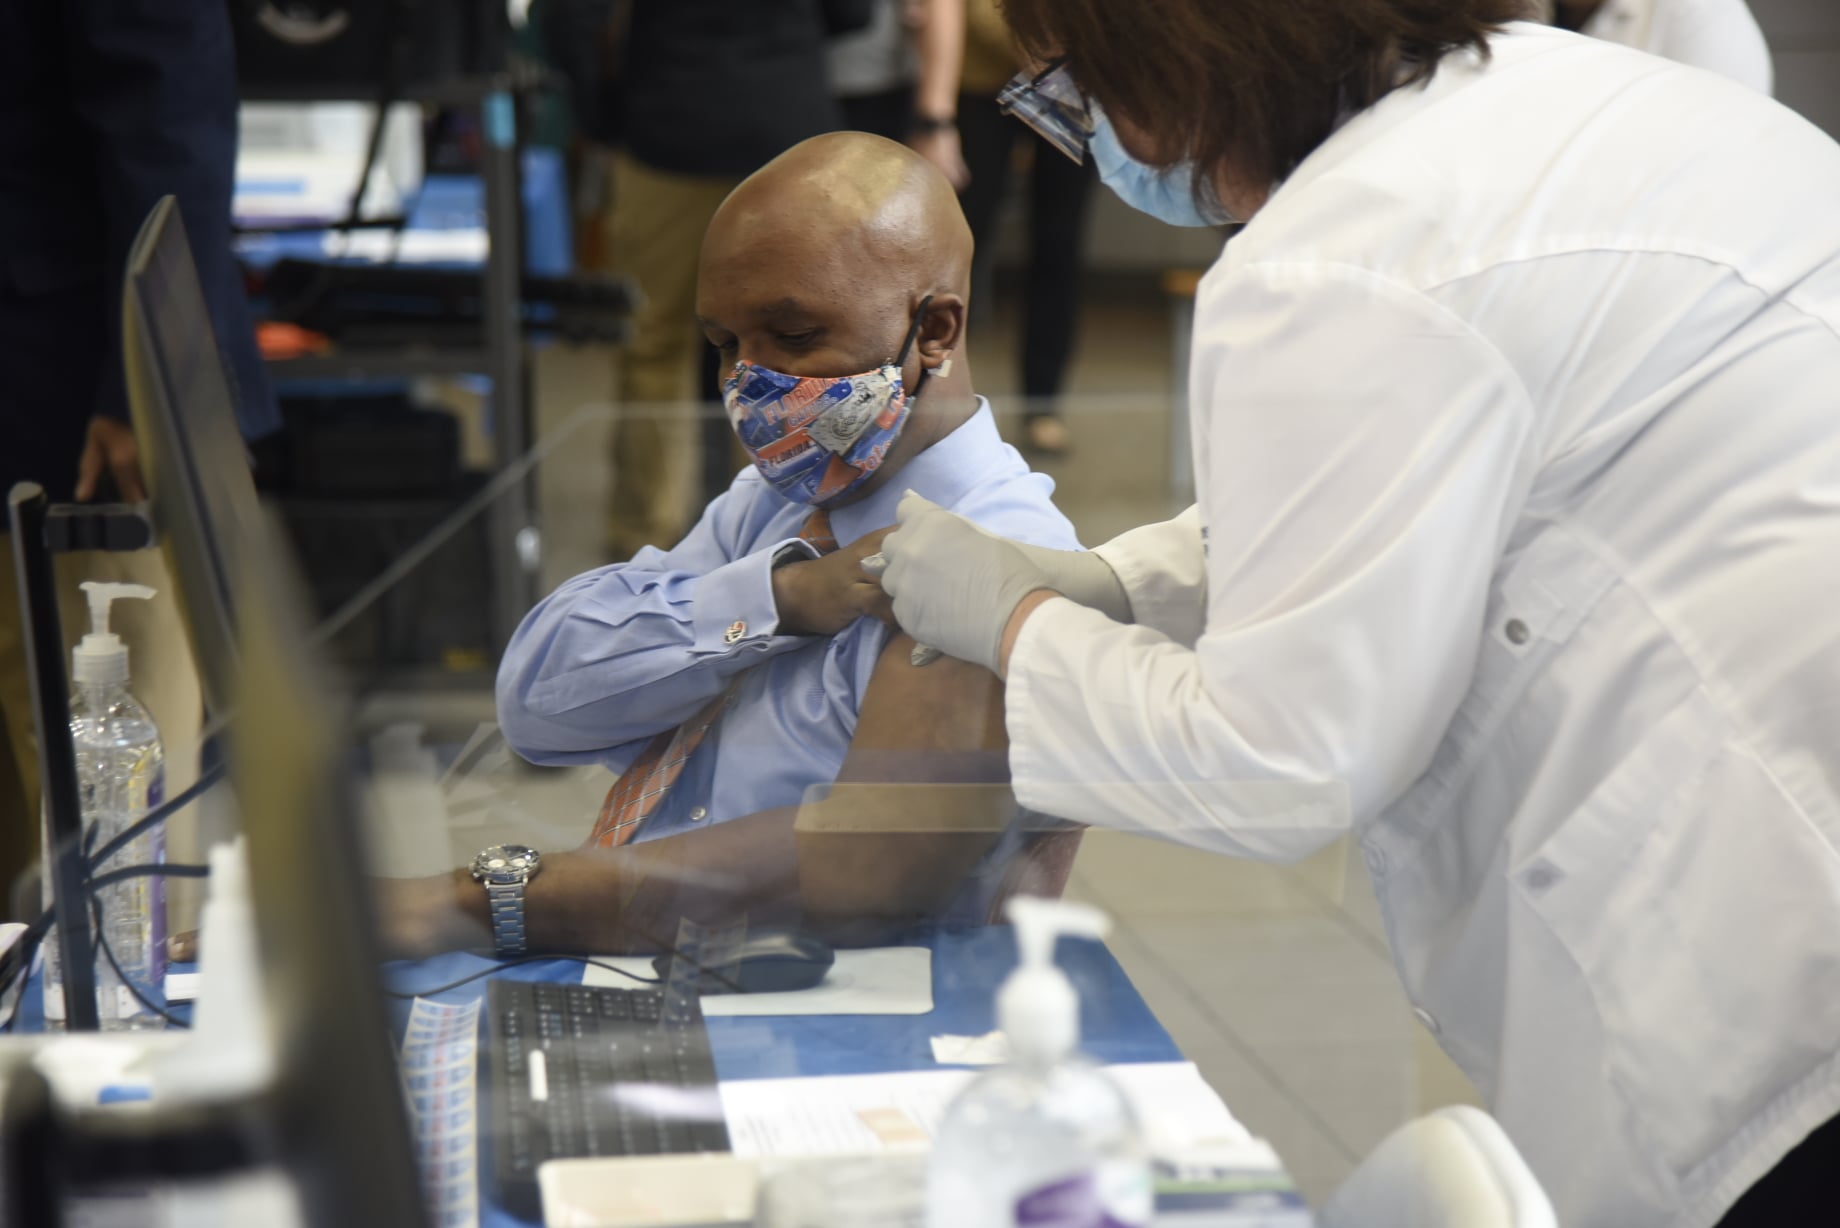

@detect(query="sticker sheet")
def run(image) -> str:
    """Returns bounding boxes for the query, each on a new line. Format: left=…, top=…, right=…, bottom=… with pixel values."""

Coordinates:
left=401, top=996, right=483, bottom=1228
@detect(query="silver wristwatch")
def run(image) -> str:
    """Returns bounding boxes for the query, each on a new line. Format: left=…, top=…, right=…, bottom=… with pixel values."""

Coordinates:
left=470, top=843, right=541, bottom=958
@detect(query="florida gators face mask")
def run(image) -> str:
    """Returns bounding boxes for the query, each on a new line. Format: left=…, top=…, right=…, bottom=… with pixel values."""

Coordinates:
left=722, top=298, right=932, bottom=507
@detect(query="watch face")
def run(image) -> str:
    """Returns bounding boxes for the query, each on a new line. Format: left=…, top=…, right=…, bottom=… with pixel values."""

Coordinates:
left=472, top=843, right=540, bottom=885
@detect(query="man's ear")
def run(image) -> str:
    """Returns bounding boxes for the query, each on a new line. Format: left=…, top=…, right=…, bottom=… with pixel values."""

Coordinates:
left=915, top=293, right=967, bottom=364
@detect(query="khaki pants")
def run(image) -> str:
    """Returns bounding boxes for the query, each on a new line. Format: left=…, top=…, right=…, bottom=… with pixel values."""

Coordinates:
left=600, top=153, right=741, bottom=559
left=0, top=535, right=205, bottom=931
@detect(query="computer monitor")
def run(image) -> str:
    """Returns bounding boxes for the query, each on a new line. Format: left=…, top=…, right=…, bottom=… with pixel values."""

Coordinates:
left=228, top=529, right=427, bottom=1228
left=121, top=196, right=265, bottom=718
left=120, top=197, right=425, bottom=1224
left=0, top=496, right=425, bottom=1226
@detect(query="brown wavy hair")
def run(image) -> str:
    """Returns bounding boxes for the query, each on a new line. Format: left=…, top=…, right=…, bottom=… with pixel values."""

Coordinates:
left=1001, top=0, right=1534, bottom=205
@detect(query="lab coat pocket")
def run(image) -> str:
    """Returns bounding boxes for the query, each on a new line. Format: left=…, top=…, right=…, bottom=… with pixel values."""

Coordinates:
left=1391, top=529, right=1616, bottom=839
left=1517, top=688, right=1840, bottom=1187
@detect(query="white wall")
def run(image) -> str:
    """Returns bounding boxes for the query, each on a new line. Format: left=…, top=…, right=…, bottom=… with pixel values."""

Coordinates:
left=1751, top=0, right=1840, bottom=137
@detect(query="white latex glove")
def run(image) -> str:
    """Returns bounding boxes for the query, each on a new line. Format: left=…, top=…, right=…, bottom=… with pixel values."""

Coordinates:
left=858, top=550, right=944, bottom=666
left=866, top=510, right=1132, bottom=625
left=878, top=492, right=1056, bottom=672
left=1005, top=539, right=1132, bottom=624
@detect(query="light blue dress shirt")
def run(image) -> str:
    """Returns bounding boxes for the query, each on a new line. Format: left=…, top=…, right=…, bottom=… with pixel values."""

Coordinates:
left=496, top=400, right=1081, bottom=843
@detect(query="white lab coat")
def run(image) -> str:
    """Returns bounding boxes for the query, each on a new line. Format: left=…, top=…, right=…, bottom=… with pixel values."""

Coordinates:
left=1005, top=25, right=1840, bottom=1228
left=1570, top=0, right=1774, bottom=93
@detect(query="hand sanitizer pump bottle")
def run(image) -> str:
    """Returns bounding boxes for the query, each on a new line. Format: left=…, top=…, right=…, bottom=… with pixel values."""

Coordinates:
left=43, top=581, right=167, bottom=1030
left=927, top=897, right=1153, bottom=1228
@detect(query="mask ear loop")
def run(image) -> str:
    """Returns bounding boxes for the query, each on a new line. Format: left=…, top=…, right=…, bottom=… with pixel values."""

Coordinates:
left=895, top=295, right=937, bottom=398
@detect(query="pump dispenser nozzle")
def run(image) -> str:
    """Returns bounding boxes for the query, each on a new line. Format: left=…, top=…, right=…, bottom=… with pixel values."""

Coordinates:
left=999, top=896, right=1112, bottom=1064
left=72, top=582, right=156, bottom=687
left=152, top=836, right=275, bottom=1103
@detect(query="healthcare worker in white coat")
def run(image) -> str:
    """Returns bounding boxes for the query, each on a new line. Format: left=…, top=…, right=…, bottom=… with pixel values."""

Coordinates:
left=1546, top=0, right=1773, bottom=93
left=874, top=3, right=1840, bottom=1226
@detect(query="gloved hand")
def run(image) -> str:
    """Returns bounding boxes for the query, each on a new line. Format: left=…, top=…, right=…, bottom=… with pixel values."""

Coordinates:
left=865, top=508, right=1132, bottom=625
left=857, top=551, right=942, bottom=666
left=1005, top=539, right=1132, bottom=624
left=877, top=492, right=1057, bottom=672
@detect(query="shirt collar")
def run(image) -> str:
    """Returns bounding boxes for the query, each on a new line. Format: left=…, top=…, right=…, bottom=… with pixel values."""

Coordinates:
left=827, top=397, right=1004, bottom=547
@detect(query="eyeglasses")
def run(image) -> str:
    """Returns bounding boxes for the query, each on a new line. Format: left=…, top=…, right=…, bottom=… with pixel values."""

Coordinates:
left=997, top=60, right=1093, bottom=164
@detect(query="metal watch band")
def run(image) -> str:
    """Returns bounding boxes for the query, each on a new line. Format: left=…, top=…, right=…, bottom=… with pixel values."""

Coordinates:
left=485, top=879, right=529, bottom=957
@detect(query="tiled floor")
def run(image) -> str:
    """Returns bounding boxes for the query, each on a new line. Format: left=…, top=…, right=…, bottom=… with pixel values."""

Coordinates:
left=381, top=281, right=1482, bottom=1207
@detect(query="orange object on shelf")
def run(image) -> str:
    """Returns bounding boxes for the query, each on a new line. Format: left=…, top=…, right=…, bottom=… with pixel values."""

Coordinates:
left=257, top=321, right=333, bottom=361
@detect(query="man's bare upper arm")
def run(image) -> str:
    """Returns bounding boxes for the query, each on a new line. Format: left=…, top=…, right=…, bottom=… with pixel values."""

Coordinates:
left=836, top=631, right=1009, bottom=783
left=799, top=631, right=1014, bottom=932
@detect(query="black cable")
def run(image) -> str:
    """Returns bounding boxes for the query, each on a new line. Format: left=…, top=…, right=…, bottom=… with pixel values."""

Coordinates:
left=0, top=911, right=53, bottom=985
left=87, top=863, right=211, bottom=893
left=0, top=767, right=222, bottom=1011
left=89, top=893, right=189, bottom=1030
left=233, top=215, right=410, bottom=237
left=385, top=927, right=785, bottom=1000
left=345, top=0, right=411, bottom=234
left=85, top=765, right=226, bottom=873
left=265, top=0, right=417, bottom=324
left=384, top=953, right=661, bottom=999
left=0, top=862, right=210, bottom=1017
left=0, top=912, right=57, bottom=1033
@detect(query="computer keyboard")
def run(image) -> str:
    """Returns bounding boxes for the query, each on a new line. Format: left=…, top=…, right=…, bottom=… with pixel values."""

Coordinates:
left=485, top=978, right=731, bottom=1217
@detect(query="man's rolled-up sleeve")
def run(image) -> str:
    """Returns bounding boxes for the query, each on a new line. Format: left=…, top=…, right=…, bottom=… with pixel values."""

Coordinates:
left=495, top=492, right=816, bottom=765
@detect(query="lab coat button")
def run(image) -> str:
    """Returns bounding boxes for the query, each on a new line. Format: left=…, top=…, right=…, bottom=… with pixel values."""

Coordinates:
left=689, top=807, right=708, bottom=823
left=1523, top=862, right=1560, bottom=893
left=1413, top=1007, right=1441, bottom=1036
left=1504, top=618, right=1531, bottom=645
left=1363, top=846, right=1388, bottom=876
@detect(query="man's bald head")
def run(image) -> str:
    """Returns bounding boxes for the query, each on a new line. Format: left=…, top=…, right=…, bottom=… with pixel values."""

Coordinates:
left=696, top=134, right=973, bottom=383
left=695, top=134, right=981, bottom=493
left=703, top=132, right=972, bottom=305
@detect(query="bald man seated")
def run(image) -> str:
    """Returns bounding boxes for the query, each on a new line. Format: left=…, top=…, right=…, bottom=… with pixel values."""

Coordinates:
left=380, top=134, right=1081, bottom=959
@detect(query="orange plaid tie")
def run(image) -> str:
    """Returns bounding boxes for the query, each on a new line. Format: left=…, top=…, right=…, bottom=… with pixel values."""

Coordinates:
left=586, top=510, right=836, bottom=848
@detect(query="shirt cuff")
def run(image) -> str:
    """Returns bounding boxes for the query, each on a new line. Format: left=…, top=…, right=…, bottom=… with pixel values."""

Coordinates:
left=690, top=539, right=809, bottom=656
left=1096, top=528, right=1207, bottom=646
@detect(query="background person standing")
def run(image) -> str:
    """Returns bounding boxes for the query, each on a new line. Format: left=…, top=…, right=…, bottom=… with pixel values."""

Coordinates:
left=0, top=0, right=278, bottom=923
left=953, top=0, right=1097, bottom=457
left=561, top=0, right=870, bottom=561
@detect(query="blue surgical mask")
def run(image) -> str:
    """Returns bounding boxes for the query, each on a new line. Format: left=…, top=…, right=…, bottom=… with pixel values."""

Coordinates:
left=723, top=299, right=932, bottom=508
left=1089, top=106, right=1233, bottom=228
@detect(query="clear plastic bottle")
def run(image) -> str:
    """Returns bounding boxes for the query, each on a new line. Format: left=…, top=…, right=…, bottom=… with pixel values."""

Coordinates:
left=42, top=582, right=166, bottom=1031
left=927, top=898, right=1153, bottom=1228
left=39, top=804, right=64, bottom=1030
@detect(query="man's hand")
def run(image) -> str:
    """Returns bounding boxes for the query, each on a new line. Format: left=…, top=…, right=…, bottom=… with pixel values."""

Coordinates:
left=772, top=527, right=897, bottom=636
left=75, top=416, right=147, bottom=503
left=374, top=870, right=490, bottom=961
